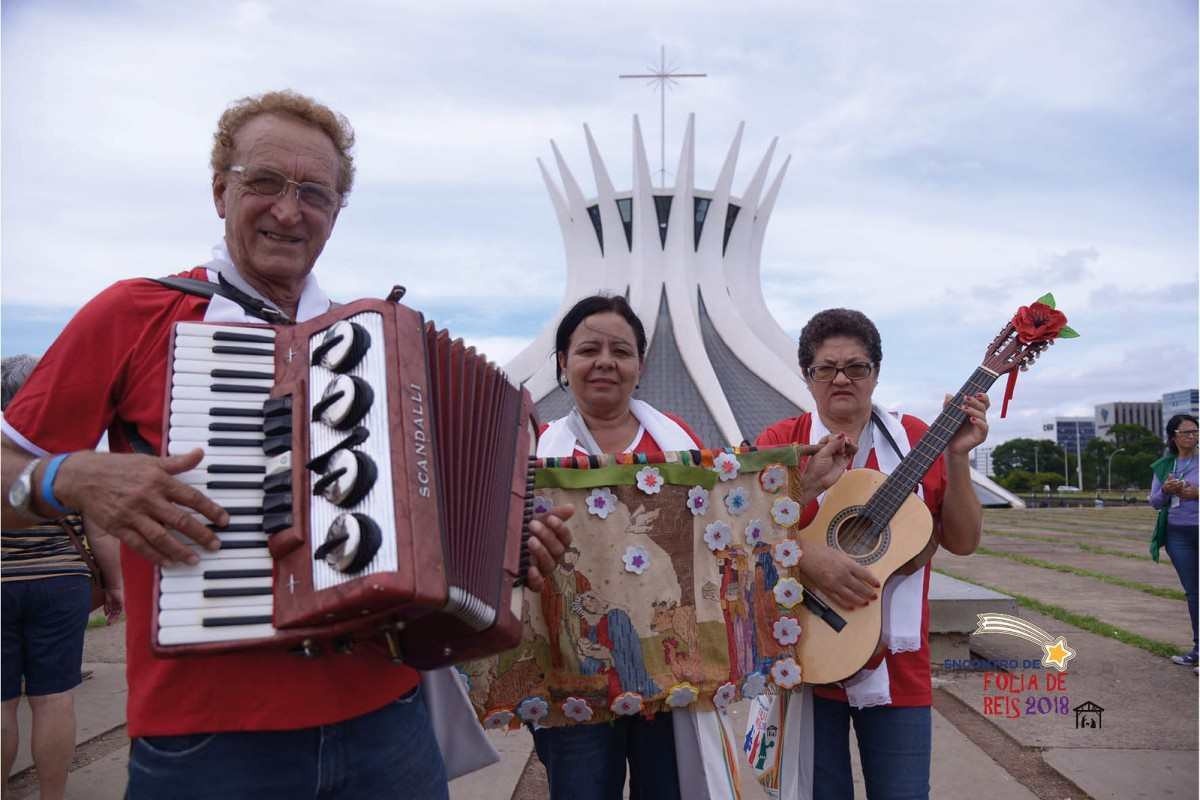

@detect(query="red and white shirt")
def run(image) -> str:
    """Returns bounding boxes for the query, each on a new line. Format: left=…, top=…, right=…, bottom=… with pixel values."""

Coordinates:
left=2, top=267, right=420, bottom=736
left=756, top=413, right=946, bottom=707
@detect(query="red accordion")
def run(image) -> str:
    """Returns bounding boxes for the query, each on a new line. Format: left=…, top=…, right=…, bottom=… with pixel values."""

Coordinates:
left=152, top=297, right=534, bottom=668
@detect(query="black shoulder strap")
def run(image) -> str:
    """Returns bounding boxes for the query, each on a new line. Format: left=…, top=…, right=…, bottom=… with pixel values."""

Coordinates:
left=152, top=274, right=293, bottom=325
left=871, top=410, right=906, bottom=461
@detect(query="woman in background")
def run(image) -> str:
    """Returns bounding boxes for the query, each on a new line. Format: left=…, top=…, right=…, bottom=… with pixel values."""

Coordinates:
left=1150, top=414, right=1199, bottom=668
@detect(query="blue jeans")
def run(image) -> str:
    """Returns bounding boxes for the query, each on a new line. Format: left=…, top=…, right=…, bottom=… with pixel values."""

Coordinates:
left=532, top=713, right=679, bottom=800
left=126, top=685, right=447, bottom=799
left=812, top=696, right=931, bottom=800
left=1166, top=523, right=1199, bottom=657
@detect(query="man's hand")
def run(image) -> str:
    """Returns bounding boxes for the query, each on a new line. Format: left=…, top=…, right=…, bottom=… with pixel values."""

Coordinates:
left=55, top=449, right=228, bottom=567
left=796, top=542, right=879, bottom=610
left=523, top=504, right=575, bottom=592
left=947, top=392, right=990, bottom=456
left=796, top=434, right=856, bottom=502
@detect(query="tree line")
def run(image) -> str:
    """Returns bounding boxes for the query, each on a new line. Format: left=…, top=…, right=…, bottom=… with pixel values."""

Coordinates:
left=986, top=424, right=1165, bottom=493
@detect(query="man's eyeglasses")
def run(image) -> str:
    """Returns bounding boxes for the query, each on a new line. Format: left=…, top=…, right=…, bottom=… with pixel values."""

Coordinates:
left=229, top=165, right=344, bottom=213
left=806, top=362, right=874, bottom=382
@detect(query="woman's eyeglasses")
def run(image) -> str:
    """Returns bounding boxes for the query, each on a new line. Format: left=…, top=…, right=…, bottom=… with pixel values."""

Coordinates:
left=806, top=362, right=874, bottom=382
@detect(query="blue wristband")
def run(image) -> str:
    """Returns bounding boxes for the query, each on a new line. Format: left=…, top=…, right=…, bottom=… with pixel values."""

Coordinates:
left=40, top=453, right=75, bottom=516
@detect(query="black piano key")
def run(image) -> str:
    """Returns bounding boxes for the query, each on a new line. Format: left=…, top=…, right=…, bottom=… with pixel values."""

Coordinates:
left=208, top=437, right=265, bottom=448
left=203, top=586, right=272, bottom=598
left=213, top=331, right=275, bottom=344
left=263, top=397, right=292, bottom=417
left=207, top=480, right=263, bottom=490
left=209, top=422, right=264, bottom=433
left=208, top=464, right=266, bottom=474
left=263, top=416, right=291, bottom=437
left=263, top=472, right=291, bottom=494
left=263, top=494, right=291, bottom=514
left=211, top=407, right=265, bottom=418
left=209, top=523, right=262, bottom=533
left=203, top=614, right=273, bottom=628
left=216, top=540, right=268, bottom=550
left=263, top=435, right=291, bottom=457
left=212, top=345, right=274, bottom=358
left=210, top=383, right=271, bottom=395
left=203, top=568, right=272, bottom=580
left=264, top=513, right=292, bottom=534
left=221, top=505, right=264, bottom=516
left=211, top=368, right=274, bottom=380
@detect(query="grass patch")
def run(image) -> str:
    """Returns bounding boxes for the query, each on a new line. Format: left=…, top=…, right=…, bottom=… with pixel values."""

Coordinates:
left=974, top=546, right=1185, bottom=601
left=985, top=529, right=1155, bottom=561
left=935, top=568, right=1179, bottom=658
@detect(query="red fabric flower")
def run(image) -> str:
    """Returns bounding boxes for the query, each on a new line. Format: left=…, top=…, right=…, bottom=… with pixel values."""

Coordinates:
left=1012, top=302, right=1068, bottom=343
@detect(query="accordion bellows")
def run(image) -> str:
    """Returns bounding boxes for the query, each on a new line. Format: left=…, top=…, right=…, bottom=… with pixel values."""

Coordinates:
left=465, top=445, right=812, bottom=729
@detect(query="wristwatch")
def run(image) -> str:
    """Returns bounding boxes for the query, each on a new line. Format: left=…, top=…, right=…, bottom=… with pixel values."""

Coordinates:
left=7, top=458, right=44, bottom=517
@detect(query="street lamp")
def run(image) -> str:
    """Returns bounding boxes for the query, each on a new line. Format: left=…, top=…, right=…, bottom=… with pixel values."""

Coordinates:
left=1107, top=448, right=1126, bottom=493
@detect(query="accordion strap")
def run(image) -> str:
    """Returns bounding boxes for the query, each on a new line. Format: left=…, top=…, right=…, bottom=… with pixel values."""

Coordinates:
left=152, top=274, right=294, bottom=325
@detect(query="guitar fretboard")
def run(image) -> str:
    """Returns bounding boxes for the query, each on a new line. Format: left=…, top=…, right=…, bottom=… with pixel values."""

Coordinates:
left=862, top=366, right=998, bottom=525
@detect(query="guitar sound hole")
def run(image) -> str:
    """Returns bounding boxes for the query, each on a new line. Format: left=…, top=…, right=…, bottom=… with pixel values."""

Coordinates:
left=836, top=514, right=882, bottom=558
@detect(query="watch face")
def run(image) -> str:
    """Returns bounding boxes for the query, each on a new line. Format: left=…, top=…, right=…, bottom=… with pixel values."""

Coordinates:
left=8, top=479, right=29, bottom=509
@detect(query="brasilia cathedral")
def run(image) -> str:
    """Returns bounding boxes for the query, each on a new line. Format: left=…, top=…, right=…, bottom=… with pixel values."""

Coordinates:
left=506, top=114, right=1021, bottom=507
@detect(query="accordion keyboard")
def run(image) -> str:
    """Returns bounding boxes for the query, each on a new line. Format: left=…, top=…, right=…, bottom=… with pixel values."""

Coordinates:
left=158, top=322, right=288, bottom=646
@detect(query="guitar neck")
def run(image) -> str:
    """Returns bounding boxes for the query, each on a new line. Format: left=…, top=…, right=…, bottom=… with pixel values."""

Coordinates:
left=863, top=366, right=1000, bottom=524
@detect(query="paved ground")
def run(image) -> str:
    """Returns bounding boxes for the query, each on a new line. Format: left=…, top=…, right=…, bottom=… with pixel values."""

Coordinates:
left=6, top=506, right=1197, bottom=798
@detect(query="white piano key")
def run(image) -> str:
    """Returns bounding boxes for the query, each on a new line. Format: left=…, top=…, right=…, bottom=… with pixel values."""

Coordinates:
left=174, top=544, right=270, bottom=560
left=173, top=346, right=275, bottom=368
left=176, top=322, right=276, bottom=340
left=171, top=358, right=276, bottom=377
left=158, top=591, right=274, bottom=611
left=161, top=557, right=274, bottom=577
left=193, top=489, right=266, bottom=506
left=157, top=623, right=277, bottom=646
left=172, top=385, right=272, bottom=403
left=169, top=441, right=265, bottom=457
left=160, top=575, right=272, bottom=593
left=159, top=604, right=274, bottom=627
left=170, top=398, right=265, bottom=414
left=173, top=373, right=275, bottom=390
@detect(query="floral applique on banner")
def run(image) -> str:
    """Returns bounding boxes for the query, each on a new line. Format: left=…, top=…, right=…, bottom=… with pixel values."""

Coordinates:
left=742, top=672, right=768, bottom=699
left=516, top=697, right=550, bottom=725
left=635, top=466, right=664, bottom=495
left=712, top=452, right=741, bottom=481
left=771, top=657, right=802, bottom=689
left=744, top=519, right=766, bottom=546
left=773, top=578, right=803, bottom=608
left=773, top=539, right=801, bottom=567
left=562, top=697, right=593, bottom=723
left=713, top=682, right=738, bottom=711
left=759, top=464, right=787, bottom=493
left=724, top=486, right=749, bottom=516
left=586, top=487, right=618, bottom=519
left=771, top=497, right=801, bottom=527
left=666, top=683, right=700, bottom=708
left=532, top=495, right=553, bottom=515
left=704, top=521, right=733, bottom=552
left=611, top=692, right=643, bottom=716
left=622, top=545, right=650, bottom=574
left=686, top=486, right=710, bottom=516
left=772, top=616, right=801, bottom=646
left=482, top=710, right=514, bottom=730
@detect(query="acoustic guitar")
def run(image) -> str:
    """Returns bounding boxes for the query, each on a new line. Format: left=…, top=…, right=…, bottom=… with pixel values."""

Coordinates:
left=794, top=299, right=1073, bottom=684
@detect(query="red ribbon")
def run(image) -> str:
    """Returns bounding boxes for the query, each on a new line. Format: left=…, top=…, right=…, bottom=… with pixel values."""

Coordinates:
left=1000, top=369, right=1019, bottom=419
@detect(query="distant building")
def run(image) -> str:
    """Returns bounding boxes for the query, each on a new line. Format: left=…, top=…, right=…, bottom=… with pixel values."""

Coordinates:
left=1054, top=417, right=1096, bottom=453
left=1094, top=402, right=1162, bottom=441
left=1162, top=389, right=1199, bottom=437
left=971, top=446, right=995, bottom=477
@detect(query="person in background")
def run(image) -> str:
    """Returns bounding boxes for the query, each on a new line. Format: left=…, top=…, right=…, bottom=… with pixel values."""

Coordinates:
left=1, top=355, right=122, bottom=800
left=1150, top=413, right=1199, bottom=668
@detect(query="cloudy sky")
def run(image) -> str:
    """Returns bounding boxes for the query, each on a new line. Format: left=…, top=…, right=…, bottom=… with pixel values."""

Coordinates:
left=3, top=1, right=1196, bottom=444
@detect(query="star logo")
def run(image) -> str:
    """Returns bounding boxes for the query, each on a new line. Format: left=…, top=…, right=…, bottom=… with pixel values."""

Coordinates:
left=1042, top=637, right=1076, bottom=670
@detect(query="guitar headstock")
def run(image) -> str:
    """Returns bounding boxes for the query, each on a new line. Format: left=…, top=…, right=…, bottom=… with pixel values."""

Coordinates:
left=981, top=321, right=1053, bottom=376
left=981, top=294, right=1077, bottom=377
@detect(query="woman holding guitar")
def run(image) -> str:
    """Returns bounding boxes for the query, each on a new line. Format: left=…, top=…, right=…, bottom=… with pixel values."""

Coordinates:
left=757, top=308, right=989, bottom=800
